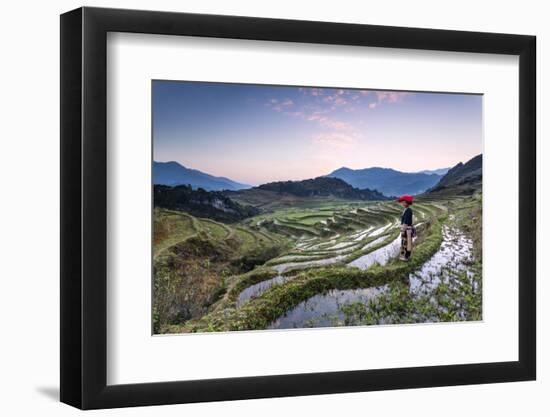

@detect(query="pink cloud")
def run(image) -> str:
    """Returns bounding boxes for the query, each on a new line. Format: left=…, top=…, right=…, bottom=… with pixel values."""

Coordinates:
left=323, top=119, right=351, bottom=130
left=334, top=97, right=347, bottom=106
left=311, top=133, right=357, bottom=150
left=363, top=91, right=413, bottom=110
left=268, top=87, right=392, bottom=131
left=304, top=112, right=350, bottom=130
left=307, top=113, right=327, bottom=122
left=267, top=97, right=294, bottom=112
left=375, top=91, right=413, bottom=104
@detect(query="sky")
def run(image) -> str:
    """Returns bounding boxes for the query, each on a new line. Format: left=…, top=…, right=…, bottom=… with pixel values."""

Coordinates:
left=153, top=80, right=482, bottom=186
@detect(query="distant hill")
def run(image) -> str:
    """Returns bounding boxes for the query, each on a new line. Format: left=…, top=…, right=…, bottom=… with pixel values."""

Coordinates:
left=225, top=177, right=388, bottom=210
left=327, top=167, right=442, bottom=196
left=154, top=185, right=259, bottom=223
left=256, top=177, right=388, bottom=200
left=153, top=161, right=251, bottom=191
left=417, top=167, right=450, bottom=176
left=428, top=154, right=482, bottom=195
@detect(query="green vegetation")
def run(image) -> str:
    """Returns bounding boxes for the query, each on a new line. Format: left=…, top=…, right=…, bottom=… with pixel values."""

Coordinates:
left=328, top=197, right=483, bottom=327
left=154, top=192, right=482, bottom=334
left=153, top=208, right=288, bottom=333
left=153, top=209, right=197, bottom=258
left=154, top=184, right=259, bottom=222
left=338, top=266, right=482, bottom=326
left=178, top=215, right=444, bottom=332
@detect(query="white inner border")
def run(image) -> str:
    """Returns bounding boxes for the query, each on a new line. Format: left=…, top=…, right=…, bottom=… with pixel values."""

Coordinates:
left=107, top=32, right=519, bottom=385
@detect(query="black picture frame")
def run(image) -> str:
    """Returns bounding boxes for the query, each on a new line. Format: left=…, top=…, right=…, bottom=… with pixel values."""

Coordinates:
left=60, top=6, right=536, bottom=410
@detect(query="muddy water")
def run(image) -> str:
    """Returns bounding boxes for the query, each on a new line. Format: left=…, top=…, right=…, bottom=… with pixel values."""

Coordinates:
left=347, top=235, right=401, bottom=269
left=268, top=286, right=389, bottom=329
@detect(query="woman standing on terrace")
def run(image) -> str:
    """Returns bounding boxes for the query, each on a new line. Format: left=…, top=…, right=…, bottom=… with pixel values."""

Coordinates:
left=398, top=195, right=414, bottom=261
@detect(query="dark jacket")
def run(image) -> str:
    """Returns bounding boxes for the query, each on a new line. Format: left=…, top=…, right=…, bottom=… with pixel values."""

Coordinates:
left=401, top=207, right=413, bottom=226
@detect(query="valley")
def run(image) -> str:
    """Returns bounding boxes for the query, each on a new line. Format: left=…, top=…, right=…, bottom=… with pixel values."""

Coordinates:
left=154, top=191, right=482, bottom=333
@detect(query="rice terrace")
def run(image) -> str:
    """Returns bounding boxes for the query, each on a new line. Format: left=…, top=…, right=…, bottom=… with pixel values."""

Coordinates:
left=152, top=81, right=483, bottom=334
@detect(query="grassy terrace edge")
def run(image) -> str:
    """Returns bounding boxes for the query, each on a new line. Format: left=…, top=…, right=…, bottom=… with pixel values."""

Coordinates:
left=166, top=215, right=446, bottom=333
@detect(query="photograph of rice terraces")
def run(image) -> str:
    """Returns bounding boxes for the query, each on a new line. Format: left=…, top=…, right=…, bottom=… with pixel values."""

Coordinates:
left=152, top=80, right=482, bottom=334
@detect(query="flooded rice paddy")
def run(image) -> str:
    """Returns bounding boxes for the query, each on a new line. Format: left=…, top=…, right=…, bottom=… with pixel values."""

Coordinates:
left=408, top=225, right=474, bottom=295
left=347, top=235, right=401, bottom=269
left=267, top=224, right=476, bottom=329
left=268, top=286, right=389, bottom=329
left=236, top=221, right=398, bottom=306
left=237, top=275, right=291, bottom=307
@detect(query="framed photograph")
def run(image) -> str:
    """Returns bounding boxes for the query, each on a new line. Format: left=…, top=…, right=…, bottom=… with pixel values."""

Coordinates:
left=60, top=7, right=536, bottom=409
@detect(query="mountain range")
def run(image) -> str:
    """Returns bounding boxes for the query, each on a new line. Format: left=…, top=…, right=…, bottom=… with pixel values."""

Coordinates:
left=418, top=168, right=450, bottom=176
left=154, top=158, right=477, bottom=197
left=153, top=161, right=251, bottom=191
left=428, top=154, right=482, bottom=194
left=326, top=167, right=446, bottom=196
left=153, top=154, right=481, bottom=222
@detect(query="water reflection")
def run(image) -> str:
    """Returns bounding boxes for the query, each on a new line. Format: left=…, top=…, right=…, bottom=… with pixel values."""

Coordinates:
left=268, top=225, right=476, bottom=329
left=237, top=275, right=290, bottom=307
left=347, top=235, right=401, bottom=269
left=408, top=226, right=474, bottom=295
left=268, top=286, right=389, bottom=329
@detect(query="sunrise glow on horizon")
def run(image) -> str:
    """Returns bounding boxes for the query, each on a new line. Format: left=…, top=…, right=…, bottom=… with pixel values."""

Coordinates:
left=153, top=81, right=482, bottom=186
